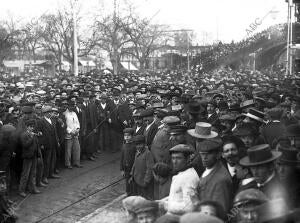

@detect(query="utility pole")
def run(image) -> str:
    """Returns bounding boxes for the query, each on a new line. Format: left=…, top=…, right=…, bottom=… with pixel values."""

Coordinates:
left=73, top=0, right=78, bottom=76
left=113, top=0, right=118, bottom=75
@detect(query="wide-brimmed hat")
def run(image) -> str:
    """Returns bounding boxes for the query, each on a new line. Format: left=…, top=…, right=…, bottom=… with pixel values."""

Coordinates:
left=240, top=99, right=255, bottom=109
left=243, top=108, right=265, bottom=123
left=188, top=122, right=218, bottom=139
left=240, top=144, right=281, bottom=167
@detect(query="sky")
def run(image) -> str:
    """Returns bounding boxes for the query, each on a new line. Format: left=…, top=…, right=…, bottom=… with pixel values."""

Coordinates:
left=0, top=0, right=288, bottom=44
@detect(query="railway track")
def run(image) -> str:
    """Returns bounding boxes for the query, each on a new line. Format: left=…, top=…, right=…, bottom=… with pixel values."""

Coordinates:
left=35, top=176, right=124, bottom=223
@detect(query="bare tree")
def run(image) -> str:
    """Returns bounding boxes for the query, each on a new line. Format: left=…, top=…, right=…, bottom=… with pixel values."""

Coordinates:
left=121, top=14, right=170, bottom=70
left=0, top=16, right=23, bottom=65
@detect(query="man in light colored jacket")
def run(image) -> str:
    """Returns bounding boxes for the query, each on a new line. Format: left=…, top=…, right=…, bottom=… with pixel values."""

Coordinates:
left=63, top=100, right=82, bottom=169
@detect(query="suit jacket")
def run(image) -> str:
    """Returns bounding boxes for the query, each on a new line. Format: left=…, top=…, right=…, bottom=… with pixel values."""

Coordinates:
left=110, top=101, right=131, bottom=131
left=151, top=127, right=171, bottom=163
left=75, top=105, right=87, bottom=136
left=132, top=148, right=154, bottom=187
left=144, top=122, right=158, bottom=147
left=133, top=124, right=146, bottom=136
left=86, top=101, right=98, bottom=131
left=20, top=131, right=38, bottom=159
left=37, top=118, right=57, bottom=151
left=221, top=158, right=249, bottom=197
left=198, top=161, right=233, bottom=213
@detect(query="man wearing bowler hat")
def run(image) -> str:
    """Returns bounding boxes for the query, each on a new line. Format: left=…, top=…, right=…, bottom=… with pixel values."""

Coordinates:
left=240, top=144, right=288, bottom=201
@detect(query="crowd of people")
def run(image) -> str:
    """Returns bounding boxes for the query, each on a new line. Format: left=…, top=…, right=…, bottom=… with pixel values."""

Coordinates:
left=0, top=65, right=299, bottom=223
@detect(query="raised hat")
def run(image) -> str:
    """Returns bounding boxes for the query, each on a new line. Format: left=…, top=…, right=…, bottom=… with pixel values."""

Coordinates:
left=240, top=144, right=282, bottom=167
left=169, top=144, right=194, bottom=154
left=188, top=122, right=218, bottom=139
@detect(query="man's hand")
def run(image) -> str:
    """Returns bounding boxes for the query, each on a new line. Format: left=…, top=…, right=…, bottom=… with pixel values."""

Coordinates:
left=108, top=118, right=112, bottom=123
left=123, top=120, right=128, bottom=126
left=121, top=171, right=125, bottom=177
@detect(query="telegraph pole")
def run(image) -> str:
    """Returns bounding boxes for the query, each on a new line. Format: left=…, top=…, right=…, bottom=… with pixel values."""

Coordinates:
left=113, top=0, right=118, bottom=75
left=73, top=0, right=78, bottom=76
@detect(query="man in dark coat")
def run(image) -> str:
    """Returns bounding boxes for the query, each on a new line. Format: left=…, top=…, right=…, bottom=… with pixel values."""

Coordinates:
left=85, top=94, right=98, bottom=158
left=38, top=106, right=60, bottom=184
left=240, top=144, right=288, bottom=201
left=96, top=94, right=111, bottom=153
left=197, top=138, right=233, bottom=213
left=132, top=113, right=146, bottom=136
left=109, top=92, right=131, bottom=153
left=141, top=109, right=158, bottom=148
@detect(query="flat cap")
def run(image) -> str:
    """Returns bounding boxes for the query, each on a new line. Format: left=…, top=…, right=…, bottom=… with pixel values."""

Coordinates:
left=122, top=196, right=146, bottom=213
left=134, top=200, right=159, bottom=214
left=123, top=128, right=134, bottom=135
left=180, top=213, right=223, bottom=223
left=163, top=116, right=180, bottom=126
left=197, top=138, right=222, bottom=153
left=169, top=144, right=194, bottom=154
left=140, top=108, right=154, bottom=118
left=41, top=105, right=52, bottom=113
left=234, top=188, right=268, bottom=207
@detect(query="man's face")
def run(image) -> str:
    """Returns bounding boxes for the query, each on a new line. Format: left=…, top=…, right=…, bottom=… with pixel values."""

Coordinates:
left=144, top=116, right=154, bottom=125
left=276, top=163, right=294, bottom=182
left=240, top=135, right=254, bottom=148
left=236, top=204, right=259, bottom=223
left=222, top=143, right=239, bottom=166
left=171, top=152, right=188, bottom=173
left=207, top=103, right=215, bottom=114
left=250, top=164, right=273, bottom=184
left=137, top=211, right=156, bottom=223
left=200, top=151, right=219, bottom=168
left=199, top=205, right=217, bottom=217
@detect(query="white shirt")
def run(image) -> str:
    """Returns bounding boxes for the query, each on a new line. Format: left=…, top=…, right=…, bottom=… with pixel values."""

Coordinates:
left=44, top=117, right=52, bottom=125
left=201, top=167, right=214, bottom=178
left=101, top=103, right=106, bottom=109
left=135, top=126, right=141, bottom=133
left=167, top=168, right=200, bottom=215
left=64, top=110, right=80, bottom=134
left=227, top=163, right=236, bottom=177
left=145, top=120, right=155, bottom=131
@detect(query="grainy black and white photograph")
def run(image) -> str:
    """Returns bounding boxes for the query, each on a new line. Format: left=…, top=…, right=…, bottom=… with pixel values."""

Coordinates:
left=0, top=0, right=299, bottom=222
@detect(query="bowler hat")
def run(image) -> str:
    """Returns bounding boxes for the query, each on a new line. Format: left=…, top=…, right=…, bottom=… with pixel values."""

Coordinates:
left=285, top=124, right=300, bottom=137
left=41, top=105, right=52, bottom=113
left=187, top=102, right=204, bottom=114
left=188, top=122, right=218, bottom=139
left=277, top=145, right=300, bottom=166
left=239, top=144, right=281, bottom=167
left=140, top=109, right=154, bottom=118
left=155, top=214, right=179, bottom=223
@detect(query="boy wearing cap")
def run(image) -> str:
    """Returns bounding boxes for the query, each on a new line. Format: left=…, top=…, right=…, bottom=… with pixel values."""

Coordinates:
left=120, top=128, right=136, bottom=196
